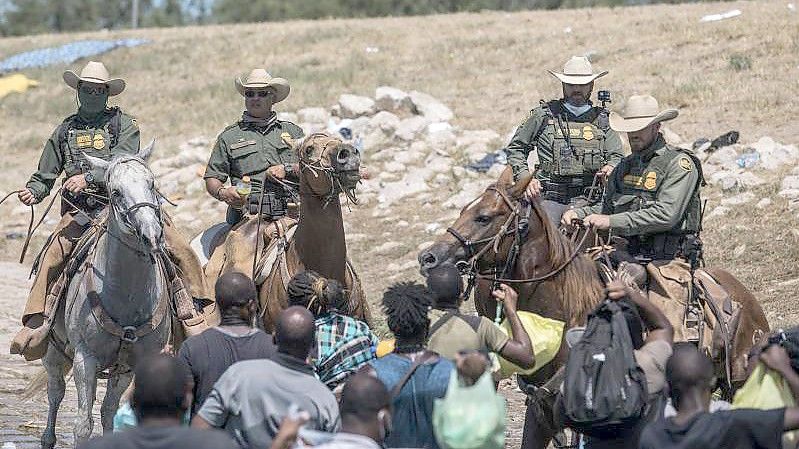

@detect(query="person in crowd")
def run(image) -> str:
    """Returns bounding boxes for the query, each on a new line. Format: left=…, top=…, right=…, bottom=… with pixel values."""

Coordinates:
left=365, top=282, right=453, bottom=449
left=178, top=272, right=276, bottom=414
left=640, top=343, right=799, bottom=449
left=314, top=371, right=394, bottom=449
left=192, top=306, right=340, bottom=448
left=79, top=354, right=236, bottom=449
left=579, top=280, right=674, bottom=449
left=287, top=270, right=378, bottom=389
left=425, top=264, right=534, bottom=369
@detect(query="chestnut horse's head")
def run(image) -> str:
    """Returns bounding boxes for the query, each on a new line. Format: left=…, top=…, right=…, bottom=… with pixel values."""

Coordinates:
left=297, top=133, right=362, bottom=201
left=418, top=167, right=537, bottom=275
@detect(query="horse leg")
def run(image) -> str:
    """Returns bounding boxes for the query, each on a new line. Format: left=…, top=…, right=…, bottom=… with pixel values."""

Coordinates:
left=72, top=346, right=98, bottom=443
left=100, top=371, right=133, bottom=433
left=41, top=345, right=70, bottom=449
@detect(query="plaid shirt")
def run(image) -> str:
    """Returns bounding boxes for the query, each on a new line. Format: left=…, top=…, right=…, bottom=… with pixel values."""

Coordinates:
left=313, top=313, right=378, bottom=388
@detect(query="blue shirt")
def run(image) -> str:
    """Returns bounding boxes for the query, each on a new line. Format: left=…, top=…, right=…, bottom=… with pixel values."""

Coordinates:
left=370, top=353, right=453, bottom=449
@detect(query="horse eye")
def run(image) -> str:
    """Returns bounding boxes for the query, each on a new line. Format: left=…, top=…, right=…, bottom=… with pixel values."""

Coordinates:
left=111, top=189, right=121, bottom=198
left=475, top=215, right=491, bottom=224
left=305, top=148, right=314, bottom=157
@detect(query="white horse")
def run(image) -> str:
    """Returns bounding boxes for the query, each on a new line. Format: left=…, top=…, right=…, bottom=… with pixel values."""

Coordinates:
left=40, top=141, right=172, bottom=448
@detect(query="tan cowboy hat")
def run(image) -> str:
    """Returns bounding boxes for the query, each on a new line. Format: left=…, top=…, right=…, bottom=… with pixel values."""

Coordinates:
left=235, top=69, right=290, bottom=103
left=548, top=56, right=608, bottom=85
left=609, top=95, right=679, bottom=133
left=63, top=61, right=125, bottom=96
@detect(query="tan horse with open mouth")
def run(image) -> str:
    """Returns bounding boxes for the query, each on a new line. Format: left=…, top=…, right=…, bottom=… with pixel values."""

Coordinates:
left=418, top=167, right=769, bottom=449
left=203, top=133, right=368, bottom=331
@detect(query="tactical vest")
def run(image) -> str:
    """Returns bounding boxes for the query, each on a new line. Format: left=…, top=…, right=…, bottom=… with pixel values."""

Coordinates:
left=536, top=101, right=610, bottom=181
left=57, top=107, right=122, bottom=178
left=613, top=144, right=704, bottom=257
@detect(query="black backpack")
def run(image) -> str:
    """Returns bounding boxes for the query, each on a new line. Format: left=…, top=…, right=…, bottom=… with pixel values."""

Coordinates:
left=562, top=300, right=649, bottom=437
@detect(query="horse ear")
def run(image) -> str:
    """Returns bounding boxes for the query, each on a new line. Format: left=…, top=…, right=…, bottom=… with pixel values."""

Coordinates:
left=496, top=166, right=515, bottom=189
left=137, top=139, right=156, bottom=161
left=82, top=152, right=109, bottom=171
left=508, top=173, right=533, bottom=200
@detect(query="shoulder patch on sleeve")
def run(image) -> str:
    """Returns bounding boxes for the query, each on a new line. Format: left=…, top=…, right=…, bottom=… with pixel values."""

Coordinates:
left=678, top=157, right=693, bottom=171
left=280, top=121, right=305, bottom=138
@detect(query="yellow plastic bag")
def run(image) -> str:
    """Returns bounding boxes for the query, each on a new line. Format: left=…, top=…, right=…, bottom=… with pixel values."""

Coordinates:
left=733, top=362, right=798, bottom=449
left=376, top=339, right=395, bottom=358
left=497, top=311, right=565, bottom=378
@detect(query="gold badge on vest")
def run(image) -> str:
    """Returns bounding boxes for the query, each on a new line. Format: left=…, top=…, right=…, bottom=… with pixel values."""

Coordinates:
left=76, top=134, right=92, bottom=148
left=623, top=171, right=658, bottom=190
left=554, top=126, right=596, bottom=140
left=92, top=133, right=106, bottom=150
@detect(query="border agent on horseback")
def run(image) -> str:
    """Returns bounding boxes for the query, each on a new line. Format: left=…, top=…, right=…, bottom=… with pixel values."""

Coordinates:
left=505, top=56, right=624, bottom=204
left=203, top=69, right=305, bottom=225
left=562, top=95, right=703, bottom=282
left=10, top=61, right=210, bottom=361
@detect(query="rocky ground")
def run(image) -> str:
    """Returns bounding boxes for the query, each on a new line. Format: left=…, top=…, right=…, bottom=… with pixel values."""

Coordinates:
left=1, top=87, right=797, bottom=446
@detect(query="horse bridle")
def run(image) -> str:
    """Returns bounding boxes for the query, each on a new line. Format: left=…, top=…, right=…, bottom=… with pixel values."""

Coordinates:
left=447, top=185, right=591, bottom=287
left=299, top=136, right=359, bottom=207
left=107, top=158, right=163, bottom=249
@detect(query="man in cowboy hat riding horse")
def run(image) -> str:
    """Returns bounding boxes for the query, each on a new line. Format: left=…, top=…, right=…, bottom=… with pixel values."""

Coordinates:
left=10, top=61, right=210, bottom=361
left=203, top=69, right=304, bottom=225
left=506, top=56, right=624, bottom=205
left=562, top=95, right=703, bottom=283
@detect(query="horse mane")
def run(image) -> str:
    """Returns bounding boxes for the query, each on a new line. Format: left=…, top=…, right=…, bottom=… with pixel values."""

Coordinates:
left=530, top=199, right=605, bottom=325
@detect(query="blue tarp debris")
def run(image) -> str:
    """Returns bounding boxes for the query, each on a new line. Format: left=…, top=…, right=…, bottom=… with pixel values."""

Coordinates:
left=466, top=150, right=507, bottom=173
left=0, top=39, right=149, bottom=74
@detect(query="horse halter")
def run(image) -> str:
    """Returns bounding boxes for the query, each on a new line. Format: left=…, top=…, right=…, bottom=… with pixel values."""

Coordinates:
left=299, top=135, right=359, bottom=206
left=447, top=185, right=522, bottom=263
left=107, top=158, right=162, bottom=242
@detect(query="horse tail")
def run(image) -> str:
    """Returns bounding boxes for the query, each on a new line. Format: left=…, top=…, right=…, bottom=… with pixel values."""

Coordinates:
left=22, top=364, right=72, bottom=400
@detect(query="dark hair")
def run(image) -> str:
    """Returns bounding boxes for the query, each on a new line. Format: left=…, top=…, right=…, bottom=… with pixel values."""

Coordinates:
left=771, top=327, right=799, bottom=373
left=666, top=342, right=715, bottom=405
left=275, top=306, right=316, bottom=358
left=382, top=282, right=431, bottom=340
left=425, top=264, right=463, bottom=308
left=132, top=354, right=189, bottom=419
left=287, top=270, right=347, bottom=316
left=215, top=271, right=257, bottom=310
left=339, top=371, right=391, bottom=421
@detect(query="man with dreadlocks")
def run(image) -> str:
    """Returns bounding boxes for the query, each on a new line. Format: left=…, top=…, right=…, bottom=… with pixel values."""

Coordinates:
left=365, top=282, right=453, bottom=449
left=287, top=270, right=378, bottom=390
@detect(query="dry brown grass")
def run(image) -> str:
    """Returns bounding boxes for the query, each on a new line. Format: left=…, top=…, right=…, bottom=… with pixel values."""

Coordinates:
left=0, top=0, right=797, bottom=329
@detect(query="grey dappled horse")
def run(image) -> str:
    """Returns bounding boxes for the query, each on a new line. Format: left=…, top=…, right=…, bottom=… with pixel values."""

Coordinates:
left=41, top=141, right=171, bottom=448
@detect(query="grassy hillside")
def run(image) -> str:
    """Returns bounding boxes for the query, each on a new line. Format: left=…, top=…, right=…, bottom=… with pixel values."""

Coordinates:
left=0, top=0, right=797, bottom=331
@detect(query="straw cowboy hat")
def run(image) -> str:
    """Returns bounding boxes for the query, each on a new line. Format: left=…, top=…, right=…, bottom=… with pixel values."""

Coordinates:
left=548, top=56, right=608, bottom=85
left=235, top=69, right=290, bottom=103
left=609, top=95, right=679, bottom=133
left=63, top=61, right=125, bottom=96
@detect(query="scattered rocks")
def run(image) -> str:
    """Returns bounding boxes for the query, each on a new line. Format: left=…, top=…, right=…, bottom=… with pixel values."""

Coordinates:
left=297, top=107, right=329, bottom=124
left=374, top=86, right=413, bottom=114
left=409, top=90, right=454, bottom=122
left=756, top=198, right=772, bottom=209
left=721, top=192, right=755, bottom=206
left=335, top=94, right=375, bottom=119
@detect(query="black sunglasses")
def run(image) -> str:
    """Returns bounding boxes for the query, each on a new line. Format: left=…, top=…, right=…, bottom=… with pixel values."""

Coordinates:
left=245, top=90, right=272, bottom=98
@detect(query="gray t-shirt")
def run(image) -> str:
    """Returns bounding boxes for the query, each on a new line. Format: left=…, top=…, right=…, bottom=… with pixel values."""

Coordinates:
left=197, top=353, right=340, bottom=449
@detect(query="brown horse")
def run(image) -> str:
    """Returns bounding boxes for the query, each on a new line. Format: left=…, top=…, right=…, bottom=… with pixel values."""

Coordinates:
left=418, top=167, right=769, bottom=449
left=205, top=133, right=368, bottom=330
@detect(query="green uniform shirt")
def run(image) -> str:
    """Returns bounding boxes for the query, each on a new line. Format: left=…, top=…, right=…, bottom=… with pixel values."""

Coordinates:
left=506, top=100, right=624, bottom=183
left=203, top=118, right=304, bottom=189
left=573, top=134, right=701, bottom=237
left=26, top=108, right=140, bottom=201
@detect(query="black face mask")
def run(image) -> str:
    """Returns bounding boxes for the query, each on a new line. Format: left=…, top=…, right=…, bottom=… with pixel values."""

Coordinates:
left=77, top=90, right=109, bottom=116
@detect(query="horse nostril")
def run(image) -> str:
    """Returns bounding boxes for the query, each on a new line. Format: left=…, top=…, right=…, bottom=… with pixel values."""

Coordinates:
left=420, top=252, right=438, bottom=268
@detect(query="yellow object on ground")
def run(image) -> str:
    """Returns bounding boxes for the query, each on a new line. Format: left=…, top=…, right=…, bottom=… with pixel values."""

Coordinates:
left=376, top=339, right=395, bottom=358
left=0, top=74, right=39, bottom=99
left=733, top=362, right=798, bottom=449
left=497, top=311, right=565, bottom=378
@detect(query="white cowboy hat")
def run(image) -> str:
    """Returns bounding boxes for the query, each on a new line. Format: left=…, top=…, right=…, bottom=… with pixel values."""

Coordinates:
left=609, top=95, right=679, bottom=133
left=548, top=56, right=608, bottom=85
left=63, top=61, right=125, bottom=96
left=235, top=69, right=290, bottom=103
